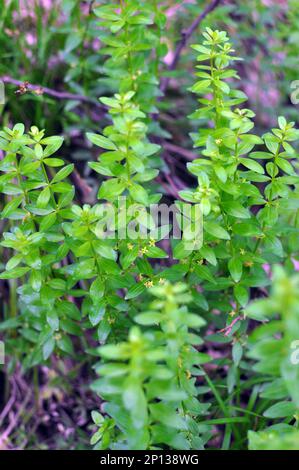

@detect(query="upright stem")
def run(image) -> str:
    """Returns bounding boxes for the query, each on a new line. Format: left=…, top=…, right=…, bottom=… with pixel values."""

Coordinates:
left=41, top=162, right=57, bottom=208
left=210, top=49, right=220, bottom=127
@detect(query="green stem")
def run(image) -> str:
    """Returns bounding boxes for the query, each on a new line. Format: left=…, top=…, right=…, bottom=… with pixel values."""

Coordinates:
left=204, top=370, right=242, bottom=444
left=41, top=161, right=57, bottom=208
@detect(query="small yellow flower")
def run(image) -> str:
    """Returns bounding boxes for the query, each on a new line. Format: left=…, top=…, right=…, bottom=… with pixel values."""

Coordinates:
left=229, top=310, right=236, bottom=317
left=196, top=259, right=203, bottom=265
left=244, top=261, right=253, bottom=267
left=127, top=243, right=134, bottom=251
left=215, top=138, right=222, bottom=145
left=159, top=277, right=166, bottom=285
left=141, top=247, right=148, bottom=255
left=186, top=370, right=192, bottom=379
left=144, top=280, right=153, bottom=288
left=240, top=248, right=246, bottom=255
left=22, top=211, right=31, bottom=223
left=149, top=238, right=155, bottom=247
left=34, top=87, right=44, bottom=96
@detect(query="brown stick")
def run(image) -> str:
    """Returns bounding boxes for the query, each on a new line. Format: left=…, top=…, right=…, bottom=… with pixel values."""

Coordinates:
left=164, top=142, right=197, bottom=161
left=1, top=76, right=105, bottom=110
left=70, top=169, right=93, bottom=202
left=161, top=0, right=222, bottom=92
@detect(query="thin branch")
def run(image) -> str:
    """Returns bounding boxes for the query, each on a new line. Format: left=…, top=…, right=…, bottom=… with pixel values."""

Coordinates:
left=218, top=315, right=242, bottom=337
left=164, top=142, right=197, bottom=161
left=161, top=0, right=222, bottom=92
left=70, top=169, right=93, bottom=202
left=1, top=76, right=105, bottom=110
left=156, top=176, right=178, bottom=198
left=0, top=377, right=17, bottom=427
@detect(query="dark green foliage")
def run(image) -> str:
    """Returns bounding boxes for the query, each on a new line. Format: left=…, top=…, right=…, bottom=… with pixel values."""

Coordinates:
left=1, top=0, right=299, bottom=452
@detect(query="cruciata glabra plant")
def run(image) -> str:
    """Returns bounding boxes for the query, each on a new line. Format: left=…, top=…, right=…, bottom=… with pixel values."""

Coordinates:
left=1, top=20, right=299, bottom=450
left=90, top=282, right=211, bottom=450
left=246, top=266, right=299, bottom=450
left=88, top=29, right=299, bottom=450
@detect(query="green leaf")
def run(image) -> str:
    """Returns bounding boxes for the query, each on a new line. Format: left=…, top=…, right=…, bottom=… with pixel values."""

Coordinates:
left=98, top=178, right=126, bottom=200
left=40, top=212, right=57, bottom=231
left=150, top=403, right=187, bottom=430
left=89, top=304, right=106, bottom=327
left=276, top=157, right=294, bottom=175
left=125, top=282, right=146, bottom=300
left=173, top=241, right=192, bottom=259
left=37, top=187, right=51, bottom=208
left=43, top=336, right=55, bottom=360
left=91, top=411, right=104, bottom=426
left=90, top=278, right=105, bottom=301
left=88, top=162, right=113, bottom=177
left=47, top=310, right=59, bottom=331
left=241, top=158, right=264, bottom=174
left=234, top=285, right=248, bottom=307
left=194, top=264, right=216, bottom=284
left=200, top=246, right=217, bottom=266
left=135, top=311, right=163, bottom=325
left=214, top=164, right=227, bottom=183
left=250, top=151, right=272, bottom=160
left=0, top=267, right=30, bottom=279
left=52, top=164, right=74, bottom=183
left=129, top=184, right=149, bottom=205
left=232, top=342, right=243, bottom=366
left=263, top=401, right=296, bottom=419
left=190, top=80, right=211, bottom=93
left=57, top=335, right=74, bottom=355
left=43, top=158, right=64, bottom=167
left=1, top=195, right=23, bottom=218
left=222, top=201, right=250, bottom=219
left=86, top=133, right=117, bottom=150
left=249, top=429, right=299, bottom=450
left=205, top=221, right=230, bottom=240
left=146, top=246, right=168, bottom=259
left=41, top=136, right=64, bottom=156
left=278, top=116, right=287, bottom=129
left=6, top=254, right=23, bottom=271
left=123, top=379, right=148, bottom=428
left=228, top=257, right=243, bottom=282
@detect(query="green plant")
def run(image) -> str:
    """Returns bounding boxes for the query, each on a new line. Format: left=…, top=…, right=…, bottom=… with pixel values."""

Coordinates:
left=91, top=282, right=211, bottom=450
left=175, top=27, right=299, bottom=323
left=88, top=27, right=299, bottom=450
left=94, top=0, right=166, bottom=119
left=246, top=266, right=299, bottom=450
left=0, top=124, right=78, bottom=367
left=1, top=9, right=299, bottom=450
